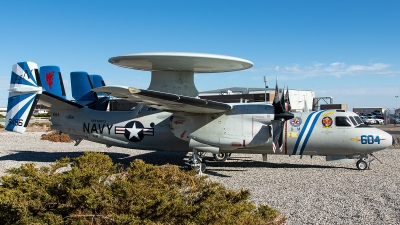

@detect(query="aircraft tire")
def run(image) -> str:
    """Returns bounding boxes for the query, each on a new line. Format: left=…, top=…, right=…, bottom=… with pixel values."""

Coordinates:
left=213, top=153, right=230, bottom=162
left=356, top=159, right=368, bottom=170
left=201, top=163, right=207, bottom=173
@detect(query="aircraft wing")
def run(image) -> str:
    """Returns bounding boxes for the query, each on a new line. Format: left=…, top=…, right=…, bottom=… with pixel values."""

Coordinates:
left=92, top=86, right=232, bottom=113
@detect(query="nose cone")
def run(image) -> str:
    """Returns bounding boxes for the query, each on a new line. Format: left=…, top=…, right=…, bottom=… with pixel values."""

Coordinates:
left=359, top=128, right=393, bottom=153
left=377, top=130, right=393, bottom=150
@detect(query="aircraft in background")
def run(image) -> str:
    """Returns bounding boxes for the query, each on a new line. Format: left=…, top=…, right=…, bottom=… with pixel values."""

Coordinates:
left=5, top=53, right=394, bottom=173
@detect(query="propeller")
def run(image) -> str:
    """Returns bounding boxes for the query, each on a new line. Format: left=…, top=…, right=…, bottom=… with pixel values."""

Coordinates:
left=272, top=82, right=293, bottom=121
left=271, top=81, right=294, bottom=152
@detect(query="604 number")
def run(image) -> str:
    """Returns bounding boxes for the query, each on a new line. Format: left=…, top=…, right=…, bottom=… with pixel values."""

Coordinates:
left=360, top=135, right=381, bottom=144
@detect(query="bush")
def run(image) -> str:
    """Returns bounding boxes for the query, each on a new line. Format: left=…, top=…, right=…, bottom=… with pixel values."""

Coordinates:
left=0, top=152, right=285, bottom=224
left=41, top=130, right=73, bottom=142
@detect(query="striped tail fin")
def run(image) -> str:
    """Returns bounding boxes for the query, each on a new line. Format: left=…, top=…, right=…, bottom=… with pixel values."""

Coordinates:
left=5, top=62, right=42, bottom=133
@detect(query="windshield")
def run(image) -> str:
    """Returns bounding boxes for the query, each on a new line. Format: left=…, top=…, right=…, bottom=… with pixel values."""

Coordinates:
left=354, top=116, right=363, bottom=125
left=349, top=116, right=357, bottom=126
left=335, top=116, right=352, bottom=127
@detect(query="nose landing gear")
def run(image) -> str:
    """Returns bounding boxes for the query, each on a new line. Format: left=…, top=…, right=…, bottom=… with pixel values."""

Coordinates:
left=356, top=153, right=382, bottom=170
left=356, top=158, right=368, bottom=170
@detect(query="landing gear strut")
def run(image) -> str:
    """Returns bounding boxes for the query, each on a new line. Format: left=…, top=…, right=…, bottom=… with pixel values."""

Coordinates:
left=186, top=149, right=206, bottom=175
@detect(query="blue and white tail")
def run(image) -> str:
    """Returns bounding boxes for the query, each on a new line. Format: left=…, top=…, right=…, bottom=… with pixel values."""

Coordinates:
left=5, top=62, right=42, bottom=133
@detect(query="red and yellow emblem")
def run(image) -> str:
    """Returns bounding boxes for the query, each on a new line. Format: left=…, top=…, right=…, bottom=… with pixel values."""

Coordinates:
left=322, top=116, right=333, bottom=128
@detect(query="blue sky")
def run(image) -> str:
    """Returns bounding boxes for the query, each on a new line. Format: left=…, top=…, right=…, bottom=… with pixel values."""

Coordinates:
left=1, top=1, right=399, bottom=111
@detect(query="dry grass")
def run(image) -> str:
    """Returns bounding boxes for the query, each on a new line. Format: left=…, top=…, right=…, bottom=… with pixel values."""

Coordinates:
left=41, top=130, right=73, bottom=143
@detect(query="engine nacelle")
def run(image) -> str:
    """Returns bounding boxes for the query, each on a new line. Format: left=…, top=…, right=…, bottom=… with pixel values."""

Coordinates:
left=169, top=104, right=276, bottom=150
left=189, top=115, right=272, bottom=150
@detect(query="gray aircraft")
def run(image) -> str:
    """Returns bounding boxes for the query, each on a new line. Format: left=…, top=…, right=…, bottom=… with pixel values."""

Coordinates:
left=5, top=53, right=394, bottom=173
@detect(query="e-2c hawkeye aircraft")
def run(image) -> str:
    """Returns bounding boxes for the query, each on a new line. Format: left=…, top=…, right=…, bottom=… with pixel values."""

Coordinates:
left=5, top=53, right=394, bottom=173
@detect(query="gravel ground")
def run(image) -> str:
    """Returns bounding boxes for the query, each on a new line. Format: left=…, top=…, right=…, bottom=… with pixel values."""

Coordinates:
left=0, top=131, right=399, bottom=224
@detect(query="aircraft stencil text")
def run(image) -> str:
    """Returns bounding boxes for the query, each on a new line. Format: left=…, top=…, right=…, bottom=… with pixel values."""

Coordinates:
left=361, top=135, right=382, bottom=144
left=9, top=119, right=23, bottom=126
left=83, top=123, right=113, bottom=134
left=91, top=119, right=107, bottom=123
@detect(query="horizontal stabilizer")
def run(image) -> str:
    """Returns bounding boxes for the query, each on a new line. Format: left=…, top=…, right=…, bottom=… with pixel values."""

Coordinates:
left=93, top=86, right=232, bottom=114
left=40, top=91, right=83, bottom=110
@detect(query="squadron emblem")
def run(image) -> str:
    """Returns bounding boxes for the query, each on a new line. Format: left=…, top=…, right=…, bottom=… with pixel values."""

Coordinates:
left=322, top=116, right=333, bottom=128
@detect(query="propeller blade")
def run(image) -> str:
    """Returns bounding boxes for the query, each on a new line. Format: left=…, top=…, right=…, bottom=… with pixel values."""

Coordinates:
left=285, top=86, right=291, bottom=111
left=272, top=80, right=294, bottom=121
left=272, top=80, right=285, bottom=115
left=271, top=119, right=284, bottom=153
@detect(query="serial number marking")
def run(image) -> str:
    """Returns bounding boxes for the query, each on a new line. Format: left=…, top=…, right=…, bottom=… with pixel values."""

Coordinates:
left=9, top=119, right=23, bottom=126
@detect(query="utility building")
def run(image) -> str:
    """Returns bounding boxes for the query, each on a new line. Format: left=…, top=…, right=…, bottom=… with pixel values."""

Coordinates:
left=199, top=87, right=315, bottom=112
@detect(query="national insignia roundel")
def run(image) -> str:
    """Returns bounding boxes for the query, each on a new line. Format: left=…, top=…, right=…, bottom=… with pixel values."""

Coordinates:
left=115, top=121, right=155, bottom=142
left=124, top=121, right=145, bottom=142
left=290, top=117, right=302, bottom=127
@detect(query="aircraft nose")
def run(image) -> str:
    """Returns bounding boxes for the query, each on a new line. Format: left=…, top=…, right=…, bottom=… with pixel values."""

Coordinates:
left=375, top=129, right=393, bottom=150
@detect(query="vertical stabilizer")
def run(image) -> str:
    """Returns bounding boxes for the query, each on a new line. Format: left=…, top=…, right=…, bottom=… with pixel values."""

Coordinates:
left=6, top=62, right=42, bottom=133
left=71, top=72, right=109, bottom=110
left=90, top=74, right=106, bottom=88
left=90, top=74, right=107, bottom=98
left=39, top=66, right=66, bottom=99
left=70, top=71, right=98, bottom=104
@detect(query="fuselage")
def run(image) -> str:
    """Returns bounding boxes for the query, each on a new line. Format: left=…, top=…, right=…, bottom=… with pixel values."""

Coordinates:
left=50, top=105, right=393, bottom=157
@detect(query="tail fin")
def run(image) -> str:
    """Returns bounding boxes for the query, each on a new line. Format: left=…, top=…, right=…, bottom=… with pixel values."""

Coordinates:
left=90, top=74, right=107, bottom=98
left=5, top=62, right=42, bottom=133
left=70, top=72, right=109, bottom=110
left=39, top=66, right=66, bottom=99
left=90, top=74, right=106, bottom=88
left=70, top=71, right=98, bottom=104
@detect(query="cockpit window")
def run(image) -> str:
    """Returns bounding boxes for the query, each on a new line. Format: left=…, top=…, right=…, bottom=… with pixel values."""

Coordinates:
left=354, top=116, right=363, bottom=125
left=349, top=116, right=357, bottom=125
left=335, top=116, right=352, bottom=127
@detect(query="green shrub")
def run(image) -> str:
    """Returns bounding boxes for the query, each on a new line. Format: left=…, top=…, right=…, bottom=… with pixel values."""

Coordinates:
left=0, top=152, right=285, bottom=224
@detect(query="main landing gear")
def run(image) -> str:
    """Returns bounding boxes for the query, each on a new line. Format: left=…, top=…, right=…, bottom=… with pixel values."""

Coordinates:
left=186, top=150, right=233, bottom=174
left=356, top=153, right=382, bottom=170
left=186, top=149, right=206, bottom=175
left=213, top=153, right=231, bottom=162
